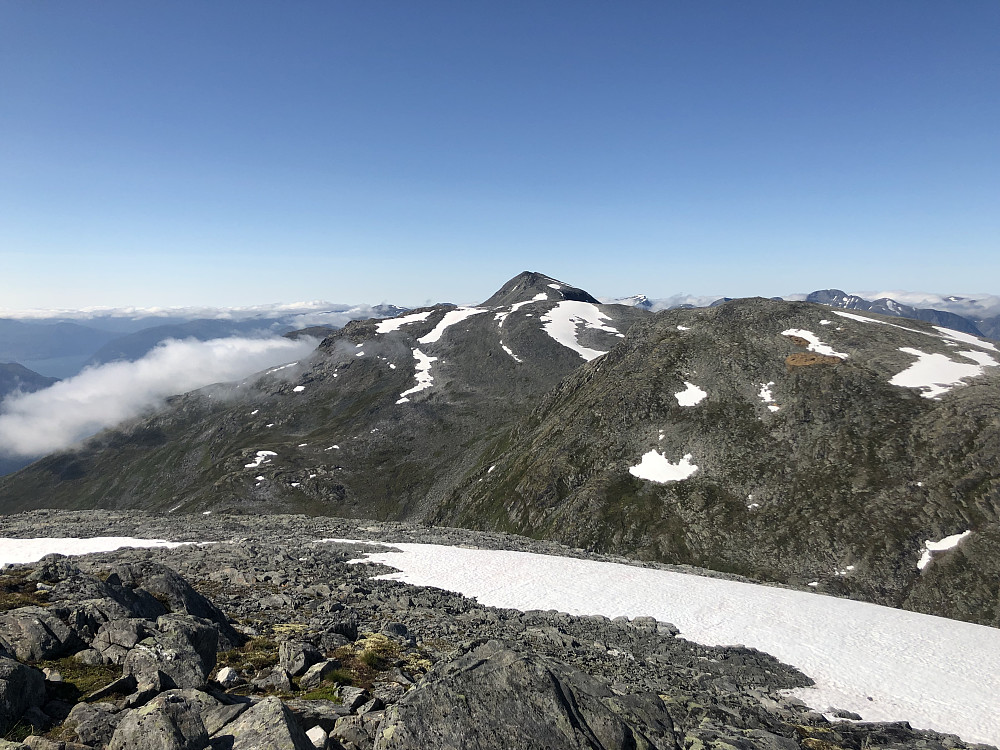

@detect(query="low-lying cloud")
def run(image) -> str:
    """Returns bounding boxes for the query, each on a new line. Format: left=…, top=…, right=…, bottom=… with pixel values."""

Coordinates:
left=0, top=336, right=317, bottom=458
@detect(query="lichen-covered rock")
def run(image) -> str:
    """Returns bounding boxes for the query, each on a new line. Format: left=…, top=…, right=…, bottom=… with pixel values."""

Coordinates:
left=93, top=619, right=157, bottom=665
left=156, top=615, right=219, bottom=676
left=278, top=640, right=322, bottom=677
left=65, top=701, right=124, bottom=746
left=107, top=693, right=209, bottom=750
left=122, top=630, right=210, bottom=690
left=374, top=640, right=678, bottom=750
left=0, top=607, right=80, bottom=662
left=211, top=696, right=313, bottom=750
left=0, top=655, right=45, bottom=736
left=108, top=563, right=240, bottom=650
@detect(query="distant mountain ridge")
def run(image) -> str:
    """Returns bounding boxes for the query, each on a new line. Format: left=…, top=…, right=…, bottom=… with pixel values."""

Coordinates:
left=608, top=288, right=1000, bottom=341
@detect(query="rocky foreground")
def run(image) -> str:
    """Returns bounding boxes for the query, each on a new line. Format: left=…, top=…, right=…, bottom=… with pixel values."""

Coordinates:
left=0, top=510, right=993, bottom=750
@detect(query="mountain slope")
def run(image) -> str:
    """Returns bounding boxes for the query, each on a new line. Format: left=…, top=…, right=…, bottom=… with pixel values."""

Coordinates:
left=3, top=276, right=999, bottom=627
left=435, top=298, right=1000, bottom=626
left=0, top=272, right=648, bottom=520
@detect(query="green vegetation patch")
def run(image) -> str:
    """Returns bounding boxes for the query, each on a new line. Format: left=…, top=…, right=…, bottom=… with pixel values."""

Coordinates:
left=0, top=567, right=49, bottom=610
left=216, top=635, right=280, bottom=674
left=36, top=658, right=123, bottom=703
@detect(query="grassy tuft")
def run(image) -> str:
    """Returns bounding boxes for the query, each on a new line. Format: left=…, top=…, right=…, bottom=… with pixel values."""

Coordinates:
left=215, top=636, right=279, bottom=674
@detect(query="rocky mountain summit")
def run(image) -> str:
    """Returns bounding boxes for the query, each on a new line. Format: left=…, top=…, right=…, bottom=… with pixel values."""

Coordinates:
left=1, top=273, right=998, bottom=631
left=0, top=272, right=647, bottom=522
left=0, top=509, right=994, bottom=750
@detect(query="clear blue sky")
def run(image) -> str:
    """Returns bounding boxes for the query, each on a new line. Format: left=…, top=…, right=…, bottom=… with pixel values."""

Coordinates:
left=2, top=1, right=998, bottom=309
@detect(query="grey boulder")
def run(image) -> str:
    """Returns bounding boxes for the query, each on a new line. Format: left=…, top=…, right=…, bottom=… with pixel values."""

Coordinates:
left=374, top=641, right=678, bottom=750
left=210, top=696, right=313, bottom=750
left=107, top=693, right=209, bottom=750
left=0, top=655, right=45, bottom=736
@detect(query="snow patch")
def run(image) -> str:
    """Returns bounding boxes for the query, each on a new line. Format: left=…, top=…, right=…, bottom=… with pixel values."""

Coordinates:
left=540, top=301, right=620, bottom=361
left=0, top=537, right=188, bottom=565
left=758, top=382, right=780, bottom=412
left=292, top=385, right=305, bottom=392
left=833, top=311, right=998, bottom=353
left=338, top=541, right=1000, bottom=746
left=889, top=348, right=998, bottom=399
left=397, top=348, right=437, bottom=403
left=244, top=450, right=277, bottom=469
left=375, top=310, right=433, bottom=334
left=932, top=327, right=998, bottom=352
left=500, top=342, right=522, bottom=363
left=418, top=307, right=488, bottom=344
left=917, top=530, right=972, bottom=571
left=781, top=329, right=847, bottom=358
left=628, top=451, right=698, bottom=483
left=674, top=382, right=706, bottom=406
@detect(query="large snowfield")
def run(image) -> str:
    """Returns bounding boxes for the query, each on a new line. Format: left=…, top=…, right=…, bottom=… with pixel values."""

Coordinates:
left=3, top=537, right=998, bottom=746
left=341, top=541, right=1000, bottom=747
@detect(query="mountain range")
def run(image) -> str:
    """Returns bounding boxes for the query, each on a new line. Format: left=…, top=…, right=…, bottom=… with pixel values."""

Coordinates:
left=2, top=271, right=998, bottom=631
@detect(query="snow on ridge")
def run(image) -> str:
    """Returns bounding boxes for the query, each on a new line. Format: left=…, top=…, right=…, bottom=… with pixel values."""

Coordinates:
left=540, top=301, right=621, bottom=361
left=674, top=382, right=707, bottom=406
left=781, top=329, right=847, bottom=358
left=341, top=541, right=1000, bottom=746
left=496, top=293, right=550, bottom=328
left=833, top=311, right=998, bottom=352
left=628, top=450, right=698, bottom=483
left=418, top=307, right=488, bottom=344
left=917, top=530, right=972, bottom=571
left=889, top=347, right=998, bottom=399
left=376, top=310, right=433, bottom=334
left=397, top=348, right=437, bottom=404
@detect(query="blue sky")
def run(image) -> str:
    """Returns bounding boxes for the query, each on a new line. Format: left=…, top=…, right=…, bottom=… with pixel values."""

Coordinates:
left=2, top=1, right=998, bottom=309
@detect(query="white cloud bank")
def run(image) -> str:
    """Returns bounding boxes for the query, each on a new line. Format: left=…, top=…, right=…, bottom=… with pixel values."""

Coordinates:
left=0, top=336, right=317, bottom=457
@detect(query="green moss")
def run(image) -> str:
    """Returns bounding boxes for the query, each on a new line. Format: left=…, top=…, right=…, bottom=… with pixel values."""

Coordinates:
left=36, top=658, right=123, bottom=703
left=297, top=675, right=352, bottom=701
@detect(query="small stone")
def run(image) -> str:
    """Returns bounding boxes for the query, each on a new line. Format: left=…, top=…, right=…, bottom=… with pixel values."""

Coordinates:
left=305, top=725, right=327, bottom=749
left=214, top=667, right=240, bottom=687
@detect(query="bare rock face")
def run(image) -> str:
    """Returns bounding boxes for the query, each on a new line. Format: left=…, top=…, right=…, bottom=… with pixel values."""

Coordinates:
left=211, top=697, right=313, bottom=750
left=0, top=607, right=80, bottom=662
left=0, top=655, right=45, bottom=735
left=107, top=693, right=209, bottom=750
left=374, top=640, right=678, bottom=750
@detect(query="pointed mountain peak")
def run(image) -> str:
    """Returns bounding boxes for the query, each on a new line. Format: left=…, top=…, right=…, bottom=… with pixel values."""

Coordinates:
left=482, top=271, right=600, bottom=307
